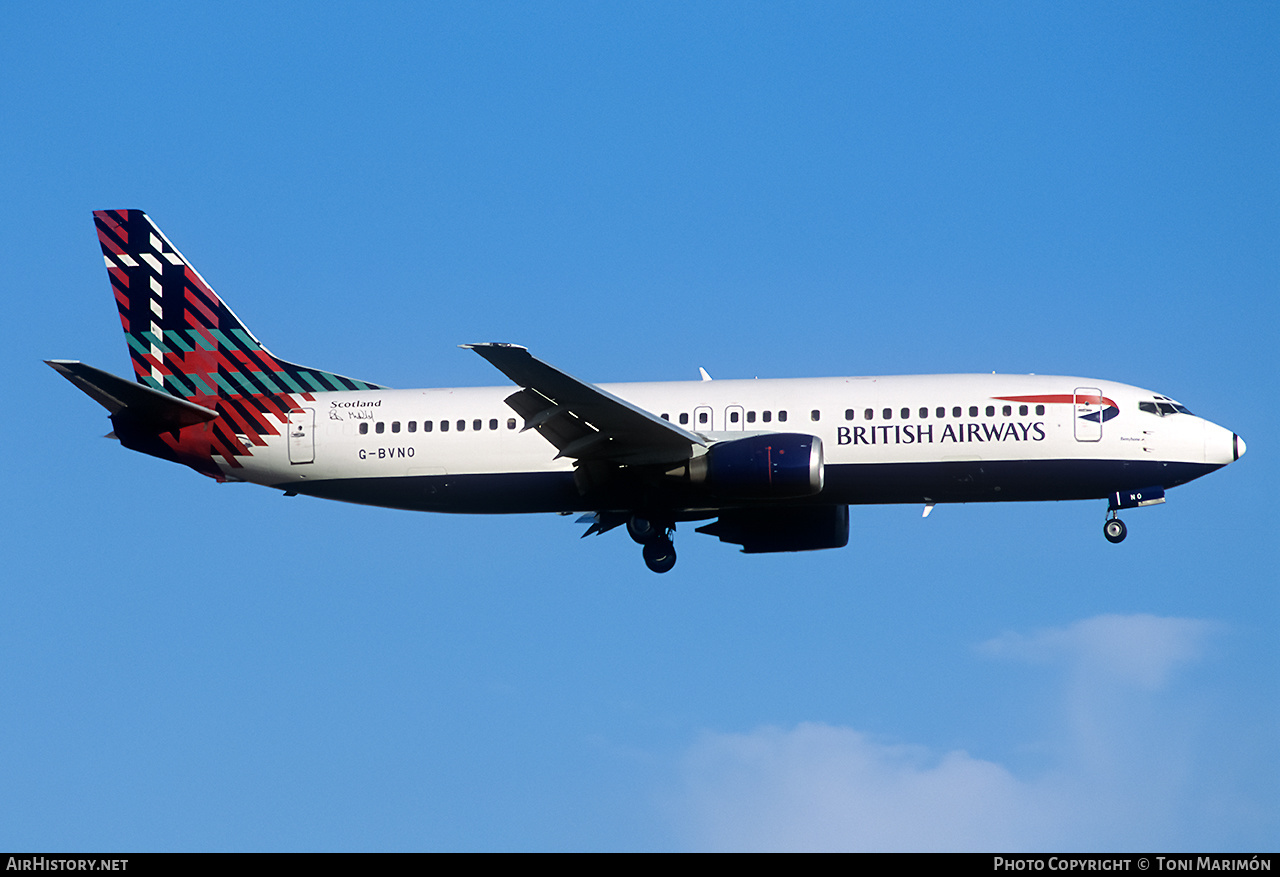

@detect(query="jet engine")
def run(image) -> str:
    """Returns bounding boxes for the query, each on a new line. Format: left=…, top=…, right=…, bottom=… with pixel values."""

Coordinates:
left=687, top=433, right=824, bottom=499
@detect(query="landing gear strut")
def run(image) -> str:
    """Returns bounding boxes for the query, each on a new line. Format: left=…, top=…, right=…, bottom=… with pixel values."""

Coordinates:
left=630, top=514, right=677, bottom=573
left=1103, top=516, right=1127, bottom=544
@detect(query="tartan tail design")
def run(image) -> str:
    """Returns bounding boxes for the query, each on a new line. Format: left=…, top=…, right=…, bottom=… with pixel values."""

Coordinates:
left=93, top=209, right=386, bottom=469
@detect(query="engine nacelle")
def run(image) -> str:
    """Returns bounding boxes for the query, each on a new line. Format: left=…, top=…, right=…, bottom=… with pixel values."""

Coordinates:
left=696, top=505, right=850, bottom=553
left=688, top=433, right=824, bottom=499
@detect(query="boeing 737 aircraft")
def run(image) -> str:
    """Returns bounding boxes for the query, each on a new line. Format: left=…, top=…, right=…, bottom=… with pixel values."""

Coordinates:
left=50, top=210, right=1245, bottom=572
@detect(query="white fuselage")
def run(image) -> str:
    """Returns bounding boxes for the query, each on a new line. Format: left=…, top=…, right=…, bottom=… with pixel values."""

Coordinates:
left=231, top=373, right=1238, bottom=516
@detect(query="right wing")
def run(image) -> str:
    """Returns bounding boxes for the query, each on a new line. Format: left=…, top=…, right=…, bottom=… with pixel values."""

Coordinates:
left=463, top=343, right=705, bottom=466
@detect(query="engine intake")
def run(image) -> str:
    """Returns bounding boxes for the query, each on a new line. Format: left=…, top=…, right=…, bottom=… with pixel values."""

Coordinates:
left=688, top=433, right=824, bottom=498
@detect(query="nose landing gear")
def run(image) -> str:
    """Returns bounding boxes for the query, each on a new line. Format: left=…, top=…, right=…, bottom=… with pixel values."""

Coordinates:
left=1103, top=515, right=1127, bottom=544
left=629, top=514, right=677, bottom=573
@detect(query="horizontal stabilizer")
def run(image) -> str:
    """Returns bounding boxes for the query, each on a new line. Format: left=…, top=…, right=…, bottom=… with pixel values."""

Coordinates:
left=46, top=360, right=218, bottom=430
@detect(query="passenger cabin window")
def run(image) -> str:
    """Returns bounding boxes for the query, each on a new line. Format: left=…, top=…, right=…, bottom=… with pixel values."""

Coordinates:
left=392, top=421, right=401, bottom=433
left=376, top=422, right=385, bottom=434
left=936, top=407, right=945, bottom=418
left=883, top=408, right=892, bottom=420
left=778, top=411, right=788, bottom=422
left=473, top=419, right=482, bottom=431
left=489, top=419, right=498, bottom=430
left=919, top=408, right=929, bottom=418
left=969, top=406, right=978, bottom=417
left=679, top=413, right=689, bottom=425
left=507, top=418, right=517, bottom=429
left=1035, top=405, right=1045, bottom=415
left=424, top=420, right=433, bottom=432
left=1002, top=405, right=1011, bottom=416
left=408, top=421, right=417, bottom=433
left=747, top=411, right=756, bottom=423
left=864, top=408, right=873, bottom=421
left=359, top=422, right=368, bottom=435
left=731, top=411, right=740, bottom=423
left=952, top=406, right=962, bottom=418
left=900, top=407, right=909, bottom=419
left=762, top=411, right=772, bottom=423
left=845, top=409, right=855, bottom=421
left=441, top=420, right=449, bottom=432
left=810, top=410, right=820, bottom=422
left=1019, top=405, right=1028, bottom=416
left=985, top=406, right=995, bottom=417
left=661, top=413, right=670, bottom=421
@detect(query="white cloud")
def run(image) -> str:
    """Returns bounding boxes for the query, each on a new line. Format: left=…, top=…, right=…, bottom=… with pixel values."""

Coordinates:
left=977, top=613, right=1219, bottom=690
left=674, top=614, right=1225, bottom=851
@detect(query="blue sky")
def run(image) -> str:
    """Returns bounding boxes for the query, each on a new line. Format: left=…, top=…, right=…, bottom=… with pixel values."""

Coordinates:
left=1, top=3, right=1275, bottom=851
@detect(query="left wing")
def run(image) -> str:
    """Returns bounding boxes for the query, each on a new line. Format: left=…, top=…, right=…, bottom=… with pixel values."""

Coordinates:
left=463, top=343, right=705, bottom=466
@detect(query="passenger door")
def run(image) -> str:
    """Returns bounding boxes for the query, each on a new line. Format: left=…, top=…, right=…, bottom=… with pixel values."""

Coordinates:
left=1073, top=388, right=1103, bottom=442
left=288, top=408, right=315, bottom=463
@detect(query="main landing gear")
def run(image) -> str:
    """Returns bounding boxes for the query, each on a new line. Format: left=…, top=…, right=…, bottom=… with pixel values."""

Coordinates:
left=628, top=514, right=677, bottom=573
left=1103, top=515, right=1127, bottom=544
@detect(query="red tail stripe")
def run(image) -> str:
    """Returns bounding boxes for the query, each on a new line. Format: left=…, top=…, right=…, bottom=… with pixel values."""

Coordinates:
left=99, top=235, right=125, bottom=256
left=182, top=266, right=221, bottom=305
left=216, top=403, right=266, bottom=446
left=184, top=288, right=218, bottom=326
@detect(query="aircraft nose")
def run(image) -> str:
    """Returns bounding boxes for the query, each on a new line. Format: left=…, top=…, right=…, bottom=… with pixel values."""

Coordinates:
left=1203, top=421, right=1242, bottom=466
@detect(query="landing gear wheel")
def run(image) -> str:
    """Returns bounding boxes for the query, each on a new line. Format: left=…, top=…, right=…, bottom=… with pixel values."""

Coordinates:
left=627, top=515, right=658, bottom=545
left=642, top=538, right=677, bottom=573
left=1104, top=518, right=1127, bottom=544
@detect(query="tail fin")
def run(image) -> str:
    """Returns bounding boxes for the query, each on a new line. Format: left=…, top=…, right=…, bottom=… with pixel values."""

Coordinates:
left=88, top=210, right=385, bottom=474
left=94, top=209, right=384, bottom=399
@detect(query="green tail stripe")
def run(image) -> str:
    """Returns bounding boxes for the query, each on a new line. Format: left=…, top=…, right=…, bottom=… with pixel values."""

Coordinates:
left=272, top=370, right=305, bottom=393
left=138, top=331, right=173, bottom=354
left=125, top=334, right=154, bottom=357
left=297, top=371, right=328, bottom=392
left=209, top=329, right=238, bottom=350
left=231, top=329, right=263, bottom=350
left=164, top=373, right=195, bottom=397
left=254, top=370, right=284, bottom=393
left=230, top=371, right=261, bottom=394
left=187, top=329, right=217, bottom=351
left=185, top=373, right=216, bottom=395
left=211, top=374, right=240, bottom=395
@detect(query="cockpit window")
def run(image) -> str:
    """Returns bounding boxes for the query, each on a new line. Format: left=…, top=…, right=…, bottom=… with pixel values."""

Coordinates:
left=1141, top=399, right=1195, bottom=416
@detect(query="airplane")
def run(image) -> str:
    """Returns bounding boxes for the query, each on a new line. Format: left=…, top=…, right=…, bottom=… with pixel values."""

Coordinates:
left=49, top=209, right=1246, bottom=573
